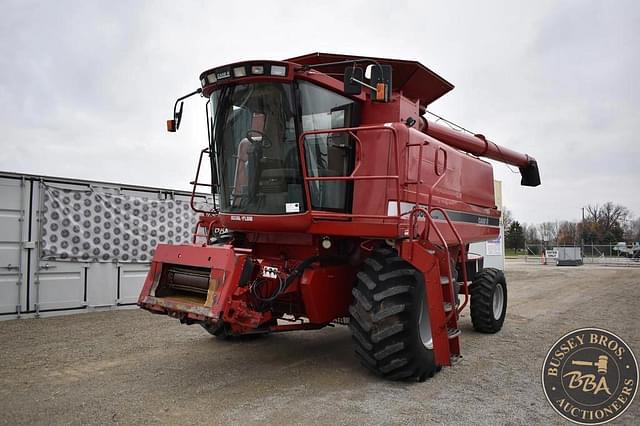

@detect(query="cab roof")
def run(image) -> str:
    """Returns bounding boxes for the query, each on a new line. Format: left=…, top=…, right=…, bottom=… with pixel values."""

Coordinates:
left=286, top=52, right=454, bottom=106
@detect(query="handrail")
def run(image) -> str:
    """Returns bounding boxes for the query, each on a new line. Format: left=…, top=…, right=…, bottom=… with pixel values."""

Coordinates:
left=192, top=219, right=210, bottom=244
left=429, top=207, right=470, bottom=314
left=298, top=125, right=401, bottom=222
left=190, top=148, right=218, bottom=215
left=425, top=147, right=448, bottom=242
left=408, top=207, right=457, bottom=323
left=408, top=203, right=471, bottom=320
left=404, top=142, right=449, bottom=242
left=404, top=140, right=428, bottom=209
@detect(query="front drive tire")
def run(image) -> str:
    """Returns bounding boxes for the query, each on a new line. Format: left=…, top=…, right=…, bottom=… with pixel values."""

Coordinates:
left=201, top=322, right=232, bottom=340
left=201, top=321, right=272, bottom=341
left=348, top=247, right=437, bottom=382
left=470, top=268, right=507, bottom=333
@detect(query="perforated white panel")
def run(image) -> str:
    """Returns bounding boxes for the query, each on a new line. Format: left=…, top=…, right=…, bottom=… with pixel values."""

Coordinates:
left=40, top=185, right=199, bottom=262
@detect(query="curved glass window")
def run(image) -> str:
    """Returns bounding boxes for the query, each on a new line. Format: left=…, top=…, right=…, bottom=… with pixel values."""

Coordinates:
left=298, top=81, right=358, bottom=212
left=211, top=83, right=303, bottom=214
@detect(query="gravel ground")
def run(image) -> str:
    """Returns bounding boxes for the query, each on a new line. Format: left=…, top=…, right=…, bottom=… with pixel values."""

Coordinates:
left=0, top=260, right=638, bottom=425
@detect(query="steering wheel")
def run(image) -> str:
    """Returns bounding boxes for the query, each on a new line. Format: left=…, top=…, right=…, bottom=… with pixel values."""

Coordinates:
left=246, top=129, right=272, bottom=148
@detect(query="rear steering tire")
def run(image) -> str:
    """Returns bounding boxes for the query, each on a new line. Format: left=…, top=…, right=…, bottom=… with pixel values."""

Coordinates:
left=348, top=247, right=437, bottom=381
left=470, top=268, right=507, bottom=333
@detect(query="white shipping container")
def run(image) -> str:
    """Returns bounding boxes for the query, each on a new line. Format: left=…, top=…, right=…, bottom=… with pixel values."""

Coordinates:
left=0, top=171, right=213, bottom=320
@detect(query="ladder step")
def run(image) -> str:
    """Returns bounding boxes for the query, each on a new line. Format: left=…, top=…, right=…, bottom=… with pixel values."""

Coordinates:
left=440, top=276, right=450, bottom=285
left=450, top=354, right=463, bottom=365
left=448, top=328, right=461, bottom=339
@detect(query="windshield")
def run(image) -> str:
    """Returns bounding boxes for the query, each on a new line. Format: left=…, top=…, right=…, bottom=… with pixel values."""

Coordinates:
left=211, top=83, right=303, bottom=214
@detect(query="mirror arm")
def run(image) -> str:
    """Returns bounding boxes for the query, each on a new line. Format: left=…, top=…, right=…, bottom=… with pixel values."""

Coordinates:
left=171, top=87, right=203, bottom=131
left=349, top=76, right=376, bottom=91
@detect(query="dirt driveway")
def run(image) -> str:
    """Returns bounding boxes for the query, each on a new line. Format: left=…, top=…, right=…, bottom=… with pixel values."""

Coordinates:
left=0, top=260, right=638, bottom=425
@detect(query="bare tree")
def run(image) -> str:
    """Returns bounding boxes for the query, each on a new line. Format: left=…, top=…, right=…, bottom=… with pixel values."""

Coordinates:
left=502, top=206, right=513, bottom=230
left=624, top=217, right=640, bottom=241
left=538, top=221, right=559, bottom=245
left=584, top=202, right=629, bottom=243
left=585, top=203, right=629, bottom=228
left=523, top=223, right=539, bottom=244
left=557, top=221, right=578, bottom=245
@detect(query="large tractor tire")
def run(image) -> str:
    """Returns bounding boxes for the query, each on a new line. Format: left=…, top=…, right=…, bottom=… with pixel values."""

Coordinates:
left=469, top=268, right=507, bottom=333
left=348, top=247, right=437, bottom=381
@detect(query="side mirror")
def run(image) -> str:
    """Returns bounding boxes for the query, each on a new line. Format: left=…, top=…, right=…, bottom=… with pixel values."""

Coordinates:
left=167, top=101, right=184, bottom=132
left=344, top=67, right=364, bottom=95
left=166, top=88, right=202, bottom=132
left=370, top=64, right=392, bottom=102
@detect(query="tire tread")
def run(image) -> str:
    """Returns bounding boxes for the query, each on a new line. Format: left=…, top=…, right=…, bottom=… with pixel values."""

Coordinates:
left=470, top=267, right=507, bottom=333
left=348, top=247, right=437, bottom=381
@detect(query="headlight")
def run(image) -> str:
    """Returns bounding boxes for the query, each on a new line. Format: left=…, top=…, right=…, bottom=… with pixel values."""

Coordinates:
left=251, top=65, right=264, bottom=75
left=206, top=72, right=217, bottom=84
left=270, top=65, right=287, bottom=76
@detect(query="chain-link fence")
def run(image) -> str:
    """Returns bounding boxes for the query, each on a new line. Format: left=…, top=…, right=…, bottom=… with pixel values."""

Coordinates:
left=523, top=243, right=640, bottom=266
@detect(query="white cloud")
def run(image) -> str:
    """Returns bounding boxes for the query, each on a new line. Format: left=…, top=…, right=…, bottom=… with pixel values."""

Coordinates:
left=1, top=0, right=638, bottom=223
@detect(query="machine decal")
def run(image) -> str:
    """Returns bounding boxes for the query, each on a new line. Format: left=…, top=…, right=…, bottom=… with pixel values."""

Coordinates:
left=262, top=266, right=279, bottom=279
left=285, top=202, right=300, bottom=213
left=216, top=70, right=231, bottom=80
left=387, top=201, right=500, bottom=227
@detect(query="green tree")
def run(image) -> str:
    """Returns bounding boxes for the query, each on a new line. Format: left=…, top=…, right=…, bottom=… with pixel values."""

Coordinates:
left=505, top=221, right=525, bottom=251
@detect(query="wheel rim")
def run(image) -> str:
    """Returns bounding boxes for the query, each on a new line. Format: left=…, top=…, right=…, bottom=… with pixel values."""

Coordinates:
left=493, top=283, right=504, bottom=319
left=418, top=295, right=433, bottom=349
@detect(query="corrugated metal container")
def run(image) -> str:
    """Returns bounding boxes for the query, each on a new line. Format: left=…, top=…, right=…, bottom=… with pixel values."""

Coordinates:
left=555, top=247, right=583, bottom=266
left=0, top=171, right=213, bottom=319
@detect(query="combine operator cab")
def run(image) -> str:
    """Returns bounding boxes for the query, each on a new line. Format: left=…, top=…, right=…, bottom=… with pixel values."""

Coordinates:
left=210, top=80, right=358, bottom=216
left=138, top=53, right=539, bottom=381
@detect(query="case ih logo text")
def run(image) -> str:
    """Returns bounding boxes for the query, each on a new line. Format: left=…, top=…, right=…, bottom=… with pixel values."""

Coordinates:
left=542, top=328, right=638, bottom=424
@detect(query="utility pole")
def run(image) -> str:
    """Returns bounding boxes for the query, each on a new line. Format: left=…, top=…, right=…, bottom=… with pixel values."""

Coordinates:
left=581, top=207, right=585, bottom=260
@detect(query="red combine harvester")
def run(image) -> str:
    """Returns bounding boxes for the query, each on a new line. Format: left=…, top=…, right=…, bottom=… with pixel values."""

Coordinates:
left=138, top=53, right=540, bottom=381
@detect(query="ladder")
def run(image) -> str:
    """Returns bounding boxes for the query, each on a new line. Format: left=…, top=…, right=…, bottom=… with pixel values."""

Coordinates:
left=401, top=140, right=470, bottom=366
